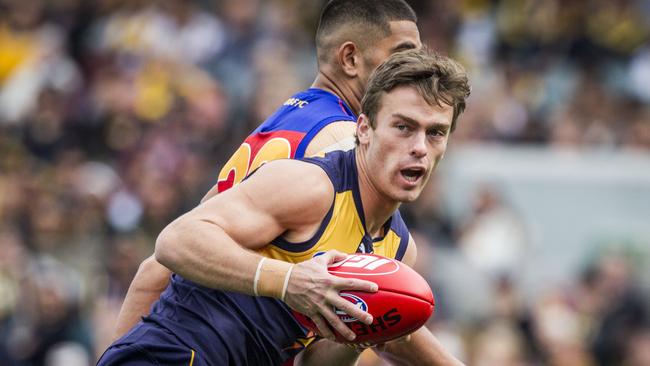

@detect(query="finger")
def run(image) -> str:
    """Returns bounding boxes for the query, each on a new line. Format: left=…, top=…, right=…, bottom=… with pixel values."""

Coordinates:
left=310, top=314, right=335, bottom=341
left=319, top=305, right=357, bottom=341
left=319, top=250, right=348, bottom=265
left=336, top=277, right=378, bottom=293
left=331, top=295, right=373, bottom=325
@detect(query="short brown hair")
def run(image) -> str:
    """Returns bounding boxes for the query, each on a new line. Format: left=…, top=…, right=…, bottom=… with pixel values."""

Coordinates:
left=361, top=48, right=470, bottom=132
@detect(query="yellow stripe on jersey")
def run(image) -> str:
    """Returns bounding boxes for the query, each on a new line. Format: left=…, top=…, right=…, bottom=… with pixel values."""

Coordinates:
left=371, top=229, right=402, bottom=260
left=257, top=191, right=404, bottom=263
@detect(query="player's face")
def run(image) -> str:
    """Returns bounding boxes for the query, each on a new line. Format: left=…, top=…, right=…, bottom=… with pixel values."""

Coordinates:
left=358, top=86, right=453, bottom=203
left=359, top=21, right=421, bottom=86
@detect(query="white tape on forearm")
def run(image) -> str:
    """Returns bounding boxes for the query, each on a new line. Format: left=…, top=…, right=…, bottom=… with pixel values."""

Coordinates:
left=280, top=265, right=294, bottom=302
left=257, top=258, right=293, bottom=298
left=253, top=257, right=266, bottom=297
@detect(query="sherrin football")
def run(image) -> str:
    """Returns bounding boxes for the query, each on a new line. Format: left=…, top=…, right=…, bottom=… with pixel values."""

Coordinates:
left=293, top=253, right=435, bottom=344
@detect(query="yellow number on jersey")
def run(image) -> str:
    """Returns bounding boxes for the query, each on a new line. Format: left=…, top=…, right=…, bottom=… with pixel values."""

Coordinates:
left=217, top=138, right=292, bottom=192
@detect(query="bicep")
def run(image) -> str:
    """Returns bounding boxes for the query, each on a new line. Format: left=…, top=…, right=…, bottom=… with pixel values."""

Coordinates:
left=185, top=160, right=333, bottom=250
left=188, top=181, right=286, bottom=250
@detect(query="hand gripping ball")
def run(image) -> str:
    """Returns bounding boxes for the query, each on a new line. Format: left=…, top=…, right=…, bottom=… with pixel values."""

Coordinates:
left=293, top=253, right=435, bottom=344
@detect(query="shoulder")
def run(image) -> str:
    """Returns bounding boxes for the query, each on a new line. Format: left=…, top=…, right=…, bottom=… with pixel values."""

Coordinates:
left=390, top=210, right=409, bottom=236
left=301, top=150, right=357, bottom=193
left=239, top=159, right=335, bottom=226
left=389, top=210, right=413, bottom=262
left=401, top=234, right=418, bottom=267
left=245, top=159, right=333, bottom=197
left=304, top=121, right=357, bottom=157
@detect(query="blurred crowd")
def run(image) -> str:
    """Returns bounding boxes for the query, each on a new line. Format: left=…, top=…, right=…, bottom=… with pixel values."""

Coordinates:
left=0, top=0, right=648, bottom=365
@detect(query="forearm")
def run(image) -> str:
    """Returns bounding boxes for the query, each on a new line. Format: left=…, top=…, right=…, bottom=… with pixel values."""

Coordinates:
left=376, top=327, right=464, bottom=366
left=113, top=255, right=172, bottom=340
left=155, top=217, right=275, bottom=296
left=295, top=339, right=362, bottom=366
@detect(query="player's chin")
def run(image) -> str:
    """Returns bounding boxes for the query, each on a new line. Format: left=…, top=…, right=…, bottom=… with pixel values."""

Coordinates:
left=402, top=192, right=422, bottom=203
left=388, top=177, right=425, bottom=202
left=392, top=187, right=423, bottom=203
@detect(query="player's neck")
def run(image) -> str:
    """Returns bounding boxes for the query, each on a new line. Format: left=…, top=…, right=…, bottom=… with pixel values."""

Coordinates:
left=312, top=72, right=362, bottom=116
left=354, top=149, right=400, bottom=238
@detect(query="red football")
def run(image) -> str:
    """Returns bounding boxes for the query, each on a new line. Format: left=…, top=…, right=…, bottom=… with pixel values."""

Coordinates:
left=293, top=253, right=435, bottom=344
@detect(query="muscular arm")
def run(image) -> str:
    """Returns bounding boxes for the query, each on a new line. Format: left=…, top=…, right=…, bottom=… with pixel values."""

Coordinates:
left=155, top=160, right=332, bottom=291
left=112, top=122, right=358, bottom=339
left=112, top=255, right=171, bottom=339
left=156, top=160, right=377, bottom=340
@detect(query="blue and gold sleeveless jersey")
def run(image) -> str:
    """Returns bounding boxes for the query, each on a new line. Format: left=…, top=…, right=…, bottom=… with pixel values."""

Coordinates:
left=143, top=150, right=411, bottom=365
left=216, top=88, right=357, bottom=192
left=258, top=149, right=410, bottom=262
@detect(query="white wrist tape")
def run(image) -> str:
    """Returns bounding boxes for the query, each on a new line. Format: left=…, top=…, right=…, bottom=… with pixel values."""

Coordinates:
left=280, top=265, right=294, bottom=302
left=253, top=257, right=266, bottom=297
left=254, top=257, right=293, bottom=299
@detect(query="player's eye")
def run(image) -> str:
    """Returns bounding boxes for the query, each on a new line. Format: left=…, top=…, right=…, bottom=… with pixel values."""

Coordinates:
left=396, top=124, right=411, bottom=132
left=427, top=129, right=446, bottom=138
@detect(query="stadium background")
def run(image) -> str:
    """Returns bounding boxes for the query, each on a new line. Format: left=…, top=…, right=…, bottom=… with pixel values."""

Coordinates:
left=0, top=0, right=649, bottom=365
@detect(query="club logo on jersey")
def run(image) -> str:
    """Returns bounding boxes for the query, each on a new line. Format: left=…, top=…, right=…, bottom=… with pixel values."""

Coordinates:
left=284, top=97, right=309, bottom=109
left=335, top=293, right=368, bottom=323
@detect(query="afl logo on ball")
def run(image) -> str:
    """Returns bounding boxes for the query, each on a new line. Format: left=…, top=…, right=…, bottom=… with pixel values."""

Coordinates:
left=328, top=254, right=400, bottom=276
left=336, top=293, right=368, bottom=323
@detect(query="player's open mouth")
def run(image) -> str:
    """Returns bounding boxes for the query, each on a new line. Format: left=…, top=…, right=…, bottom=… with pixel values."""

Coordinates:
left=400, top=167, right=425, bottom=183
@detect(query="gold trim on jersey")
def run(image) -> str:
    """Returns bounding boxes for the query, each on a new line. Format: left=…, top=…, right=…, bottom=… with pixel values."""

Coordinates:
left=257, top=191, right=403, bottom=264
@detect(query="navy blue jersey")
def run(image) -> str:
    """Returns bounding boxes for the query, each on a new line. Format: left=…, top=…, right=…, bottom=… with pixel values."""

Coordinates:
left=99, top=150, right=411, bottom=366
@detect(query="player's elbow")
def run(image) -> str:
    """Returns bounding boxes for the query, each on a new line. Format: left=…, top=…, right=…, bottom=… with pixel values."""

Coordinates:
left=155, top=221, right=185, bottom=272
left=134, top=254, right=172, bottom=290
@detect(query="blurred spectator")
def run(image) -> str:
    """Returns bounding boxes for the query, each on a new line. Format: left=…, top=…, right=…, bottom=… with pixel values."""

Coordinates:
left=3, top=255, right=92, bottom=366
left=532, top=289, right=595, bottom=366
left=458, top=185, right=528, bottom=277
left=471, top=320, right=526, bottom=366
left=587, top=254, right=648, bottom=366
left=0, top=0, right=81, bottom=124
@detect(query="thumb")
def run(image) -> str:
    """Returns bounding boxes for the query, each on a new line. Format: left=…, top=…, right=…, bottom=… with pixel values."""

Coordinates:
left=321, top=250, right=348, bottom=265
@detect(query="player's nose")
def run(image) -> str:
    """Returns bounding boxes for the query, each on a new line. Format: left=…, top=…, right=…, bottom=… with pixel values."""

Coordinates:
left=409, top=133, right=427, bottom=158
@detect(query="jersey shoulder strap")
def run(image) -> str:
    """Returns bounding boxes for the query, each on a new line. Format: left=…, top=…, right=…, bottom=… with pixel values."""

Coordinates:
left=389, top=210, right=411, bottom=261
left=300, top=149, right=357, bottom=193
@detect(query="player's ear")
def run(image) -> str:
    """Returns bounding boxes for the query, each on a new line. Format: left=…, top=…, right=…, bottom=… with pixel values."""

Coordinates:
left=338, top=42, right=360, bottom=77
left=357, top=114, right=371, bottom=144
